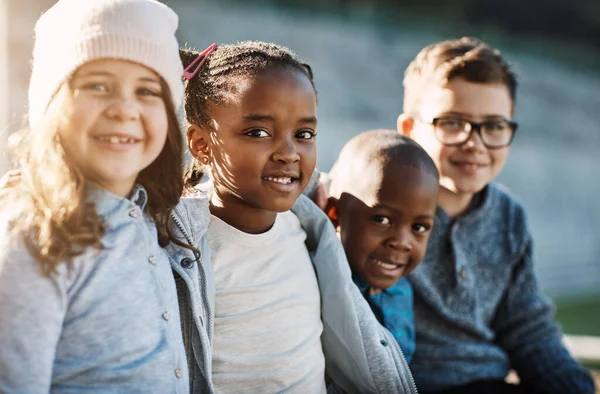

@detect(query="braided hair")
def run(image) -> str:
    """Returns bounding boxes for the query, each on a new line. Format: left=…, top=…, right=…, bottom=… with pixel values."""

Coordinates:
left=180, top=41, right=316, bottom=187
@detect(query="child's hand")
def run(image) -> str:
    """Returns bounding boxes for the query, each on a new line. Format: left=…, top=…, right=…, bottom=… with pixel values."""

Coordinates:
left=0, top=170, right=21, bottom=189
left=311, top=181, right=328, bottom=211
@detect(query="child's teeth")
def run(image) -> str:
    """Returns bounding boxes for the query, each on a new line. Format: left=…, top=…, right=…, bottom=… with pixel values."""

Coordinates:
left=375, top=260, right=398, bottom=270
left=100, top=136, right=135, bottom=143
left=265, top=176, right=292, bottom=184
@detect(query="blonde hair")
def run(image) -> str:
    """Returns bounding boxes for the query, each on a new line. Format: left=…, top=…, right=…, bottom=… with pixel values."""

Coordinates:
left=1, top=77, right=184, bottom=274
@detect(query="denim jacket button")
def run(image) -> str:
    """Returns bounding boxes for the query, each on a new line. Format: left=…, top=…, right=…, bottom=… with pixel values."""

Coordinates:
left=180, top=257, right=194, bottom=269
left=174, top=368, right=183, bottom=378
left=162, top=311, right=170, bottom=321
left=148, top=255, right=157, bottom=265
left=128, top=209, right=140, bottom=219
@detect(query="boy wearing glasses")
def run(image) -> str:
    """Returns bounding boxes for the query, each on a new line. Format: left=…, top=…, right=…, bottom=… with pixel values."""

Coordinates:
left=397, top=37, right=595, bottom=393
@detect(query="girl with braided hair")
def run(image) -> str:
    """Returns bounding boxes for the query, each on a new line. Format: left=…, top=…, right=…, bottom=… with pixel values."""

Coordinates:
left=167, top=41, right=418, bottom=393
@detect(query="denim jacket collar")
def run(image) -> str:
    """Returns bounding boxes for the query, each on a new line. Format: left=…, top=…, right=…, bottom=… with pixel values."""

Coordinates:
left=86, top=184, right=148, bottom=219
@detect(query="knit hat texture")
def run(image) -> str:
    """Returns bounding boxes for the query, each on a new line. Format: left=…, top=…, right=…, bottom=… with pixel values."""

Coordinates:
left=28, top=0, right=184, bottom=129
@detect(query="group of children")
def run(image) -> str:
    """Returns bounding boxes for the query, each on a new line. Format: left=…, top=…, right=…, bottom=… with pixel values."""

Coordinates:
left=0, top=0, right=595, bottom=393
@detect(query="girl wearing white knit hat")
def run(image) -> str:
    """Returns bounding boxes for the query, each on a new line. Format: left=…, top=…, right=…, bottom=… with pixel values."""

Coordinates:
left=0, top=0, right=190, bottom=392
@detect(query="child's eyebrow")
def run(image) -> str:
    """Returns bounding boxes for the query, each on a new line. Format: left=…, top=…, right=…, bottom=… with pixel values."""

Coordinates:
left=439, top=111, right=509, bottom=120
left=371, top=203, right=435, bottom=220
left=75, top=70, right=114, bottom=78
left=74, top=71, right=159, bottom=84
left=138, top=77, right=161, bottom=84
left=243, top=114, right=317, bottom=125
left=414, top=214, right=435, bottom=220
left=371, top=203, right=401, bottom=215
left=438, top=111, right=471, bottom=118
left=243, top=114, right=275, bottom=122
left=299, top=116, right=317, bottom=125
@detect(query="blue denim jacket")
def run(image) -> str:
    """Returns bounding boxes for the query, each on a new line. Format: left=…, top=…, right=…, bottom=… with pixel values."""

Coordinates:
left=0, top=186, right=189, bottom=394
left=167, top=192, right=418, bottom=394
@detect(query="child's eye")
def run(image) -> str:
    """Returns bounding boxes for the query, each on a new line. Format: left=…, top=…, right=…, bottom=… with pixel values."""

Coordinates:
left=412, top=223, right=431, bottom=233
left=295, top=129, right=316, bottom=140
left=245, top=129, right=270, bottom=138
left=82, top=82, right=108, bottom=92
left=483, top=120, right=510, bottom=133
left=137, top=87, right=161, bottom=97
left=372, top=215, right=391, bottom=225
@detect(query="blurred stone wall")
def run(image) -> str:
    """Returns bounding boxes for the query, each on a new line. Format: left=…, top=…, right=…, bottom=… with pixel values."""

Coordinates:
left=4, top=0, right=599, bottom=300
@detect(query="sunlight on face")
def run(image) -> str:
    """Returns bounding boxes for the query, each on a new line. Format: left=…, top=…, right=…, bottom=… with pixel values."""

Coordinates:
left=201, top=67, right=318, bottom=232
left=57, top=59, right=168, bottom=197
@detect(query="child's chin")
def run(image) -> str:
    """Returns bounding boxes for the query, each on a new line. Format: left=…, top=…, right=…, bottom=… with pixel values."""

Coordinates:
left=367, top=277, right=398, bottom=291
left=263, top=193, right=303, bottom=213
left=265, top=200, right=296, bottom=213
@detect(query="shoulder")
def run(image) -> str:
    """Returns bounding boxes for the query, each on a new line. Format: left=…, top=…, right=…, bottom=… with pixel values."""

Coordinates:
left=0, top=211, right=23, bottom=262
left=292, top=194, right=329, bottom=221
left=486, top=183, right=528, bottom=227
left=291, top=194, right=336, bottom=250
left=487, top=183, right=527, bottom=217
left=0, top=205, right=33, bottom=263
left=0, top=210, right=69, bottom=290
left=0, top=205, right=96, bottom=284
left=173, top=191, right=211, bottom=242
left=484, top=183, right=531, bottom=253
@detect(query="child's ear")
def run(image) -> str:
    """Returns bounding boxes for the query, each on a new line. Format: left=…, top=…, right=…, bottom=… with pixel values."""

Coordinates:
left=325, top=197, right=340, bottom=229
left=187, top=124, right=210, bottom=164
left=397, top=113, right=415, bottom=138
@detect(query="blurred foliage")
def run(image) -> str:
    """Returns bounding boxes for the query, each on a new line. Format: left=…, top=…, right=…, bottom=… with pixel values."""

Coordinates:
left=555, top=298, right=600, bottom=337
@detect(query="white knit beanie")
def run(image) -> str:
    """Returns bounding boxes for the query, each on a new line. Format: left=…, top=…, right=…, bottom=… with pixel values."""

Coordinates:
left=28, top=0, right=184, bottom=130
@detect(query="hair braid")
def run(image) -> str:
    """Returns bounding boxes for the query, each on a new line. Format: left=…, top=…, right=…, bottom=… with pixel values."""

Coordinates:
left=180, top=41, right=315, bottom=188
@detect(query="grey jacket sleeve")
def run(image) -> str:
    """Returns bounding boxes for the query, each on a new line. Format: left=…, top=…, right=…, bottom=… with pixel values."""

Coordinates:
left=0, top=231, right=69, bottom=394
left=302, top=168, right=322, bottom=199
left=292, top=194, right=417, bottom=394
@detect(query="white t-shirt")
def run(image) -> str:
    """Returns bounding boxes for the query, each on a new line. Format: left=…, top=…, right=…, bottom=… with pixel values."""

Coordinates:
left=207, top=211, right=326, bottom=394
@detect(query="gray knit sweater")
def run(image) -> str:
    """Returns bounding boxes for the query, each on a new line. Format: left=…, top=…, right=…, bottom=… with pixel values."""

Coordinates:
left=408, top=182, right=595, bottom=393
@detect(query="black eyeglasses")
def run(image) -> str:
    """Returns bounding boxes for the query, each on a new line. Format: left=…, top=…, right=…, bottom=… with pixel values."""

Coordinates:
left=419, top=116, right=518, bottom=149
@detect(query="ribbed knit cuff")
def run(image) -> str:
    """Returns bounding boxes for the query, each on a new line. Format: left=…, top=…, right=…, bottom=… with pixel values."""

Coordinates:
left=519, top=344, right=596, bottom=394
left=535, top=368, right=596, bottom=394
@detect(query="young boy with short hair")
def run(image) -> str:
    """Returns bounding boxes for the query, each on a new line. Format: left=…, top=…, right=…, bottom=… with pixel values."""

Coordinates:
left=397, top=37, right=596, bottom=394
left=325, top=129, right=440, bottom=364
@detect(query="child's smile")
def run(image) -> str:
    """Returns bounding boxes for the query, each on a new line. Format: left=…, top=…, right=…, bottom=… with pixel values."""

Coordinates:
left=366, top=256, right=409, bottom=280
left=336, top=163, right=438, bottom=291
left=413, top=78, right=513, bottom=204
left=262, top=173, right=299, bottom=192
left=191, top=67, right=317, bottom=233
left=93, top=134, right=141, bottom=147
left=59, top=59, right=168, bottom=197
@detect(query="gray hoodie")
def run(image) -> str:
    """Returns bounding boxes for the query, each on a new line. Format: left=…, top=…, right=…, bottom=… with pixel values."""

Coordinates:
left=167, top=193, right=418, bottom=394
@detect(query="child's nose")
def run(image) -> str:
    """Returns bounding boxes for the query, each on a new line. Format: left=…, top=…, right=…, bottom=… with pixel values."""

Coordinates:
left=385, top=231, right=412, bottom=253
left=105, top=95, right=140, bottom=122
left=272, top=138, right=300, bottom=164
left=463, top=128, right=486, bottom=151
